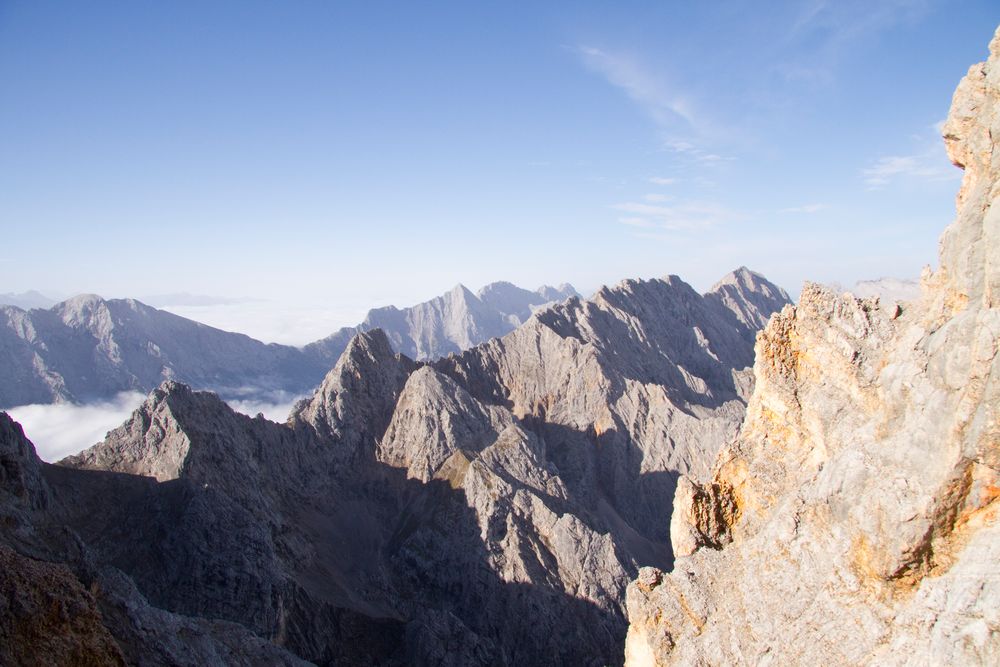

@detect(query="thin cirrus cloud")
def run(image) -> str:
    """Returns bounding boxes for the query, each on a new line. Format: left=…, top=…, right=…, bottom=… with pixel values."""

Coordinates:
left=613, top=200, right=737, bottom=232
left=779, top=203, right=826, bottom=214
left=643, top=193, right=671, bottom=203
left=648, top=176, right=677, bottom=186
left=662, top=139, right=736, bottom=165
left=861, top=121, right=960, bottom=190
left=575, top=46, right=700, bottom=132
left=861, top=152, right=957, bottom=189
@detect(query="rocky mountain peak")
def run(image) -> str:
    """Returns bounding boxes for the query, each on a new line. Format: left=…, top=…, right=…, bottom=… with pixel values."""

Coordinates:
left=1, top=254, right=793, bottom=665
left=705, top=266, right=793, bottom=341
left=446, top=282, right=476, bottom=302
left=61, top=379, right=235, bottom=482
left=291, top=329, right=419, bottom=453
left=54, top=293, right=112, bottom=327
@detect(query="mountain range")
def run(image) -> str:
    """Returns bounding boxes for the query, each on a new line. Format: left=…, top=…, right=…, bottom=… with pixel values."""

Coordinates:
left=0, top=267, right=790, bottom=665
left=0, top=281, right=577, bottom=408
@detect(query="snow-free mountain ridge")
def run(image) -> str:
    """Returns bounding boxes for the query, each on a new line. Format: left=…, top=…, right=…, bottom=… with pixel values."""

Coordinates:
left=0, top=267, right=789, bottom=664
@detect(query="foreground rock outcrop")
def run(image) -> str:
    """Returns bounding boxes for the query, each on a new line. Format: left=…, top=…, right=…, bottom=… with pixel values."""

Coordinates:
left=2, top=266, right=788, bottom=665
left=625, top=26, right=1000, bottom=666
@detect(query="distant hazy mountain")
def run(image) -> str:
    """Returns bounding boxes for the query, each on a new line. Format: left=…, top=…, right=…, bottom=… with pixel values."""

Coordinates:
left=0, top=291, right=56, bottom=310
left=304, top=281, right=579, bottom=364
left=825, top=276, right=922, bottom=304
left=850, top=277, right=921, bottom=302
left=0, top=282, right=579, bottom=407
left=0, top=294, right=326, bottom=408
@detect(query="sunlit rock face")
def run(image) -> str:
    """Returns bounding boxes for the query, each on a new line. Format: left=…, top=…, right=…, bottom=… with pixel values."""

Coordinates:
left=625, top=25, right=1000, bottom=667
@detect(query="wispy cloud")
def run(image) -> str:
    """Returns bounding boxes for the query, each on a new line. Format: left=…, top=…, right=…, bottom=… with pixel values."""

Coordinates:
left=643, top=193, right=671, bottom=203
left=861, top=119, right=961, bottom=189
left=576, top=46, right=700, bottom=132
left=618, top=217, right=656, bottom=228
left=613, top=200, right=738, bottom=232
left=779, top=203, right=826, bottom=214
left=6, top=392, right=146, bottom=462
left=662, top=139, right=736, bottom=165
left=648, top=176, right=677, bottom=186
left=774, top=1, right=932, bottom=93
left=788, top=0, right=931, bottom=56
left=861, top=150, right=957, bottom=189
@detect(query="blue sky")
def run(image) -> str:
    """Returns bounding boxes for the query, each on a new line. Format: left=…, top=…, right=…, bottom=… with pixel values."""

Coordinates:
left=1, top=1, right=998, bottom=340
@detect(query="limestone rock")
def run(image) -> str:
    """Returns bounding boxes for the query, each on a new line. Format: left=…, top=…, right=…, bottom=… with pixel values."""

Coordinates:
left=290, top=329, right=419, bottom=456
left=625, top=25, right=1000, bottom=667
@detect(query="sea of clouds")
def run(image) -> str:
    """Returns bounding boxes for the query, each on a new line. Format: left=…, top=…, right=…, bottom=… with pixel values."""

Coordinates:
left=7, top=390, right=306, bottom=462
left=7, top=392, right=147, bottom=462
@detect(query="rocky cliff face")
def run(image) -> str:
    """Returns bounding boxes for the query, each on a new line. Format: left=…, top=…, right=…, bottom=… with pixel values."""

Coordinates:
left=625, top=26, right=1000, bottom=666
left=2, top=266, right=788, bottom=665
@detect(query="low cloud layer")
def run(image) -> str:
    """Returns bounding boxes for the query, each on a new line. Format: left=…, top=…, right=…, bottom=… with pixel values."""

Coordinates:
left=6, top=389, right=307, bottom=462
left=160, top=301, right=370, bottom=346
left=224, top=392, right=304, bottom=423
left=6, top=392, right=146, bottom=462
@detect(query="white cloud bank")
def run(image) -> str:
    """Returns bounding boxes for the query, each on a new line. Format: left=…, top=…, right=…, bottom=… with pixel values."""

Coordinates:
left=160, top=301, right=370, bottom=346
left=5, top=390, right=306, bottom=462
left=6, top=392, right=146, bottom=462
left=222, top=390, right=305, bottom=423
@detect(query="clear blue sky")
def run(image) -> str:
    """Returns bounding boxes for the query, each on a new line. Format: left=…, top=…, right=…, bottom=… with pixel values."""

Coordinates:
left=2, top=2, right=998, bottom=321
